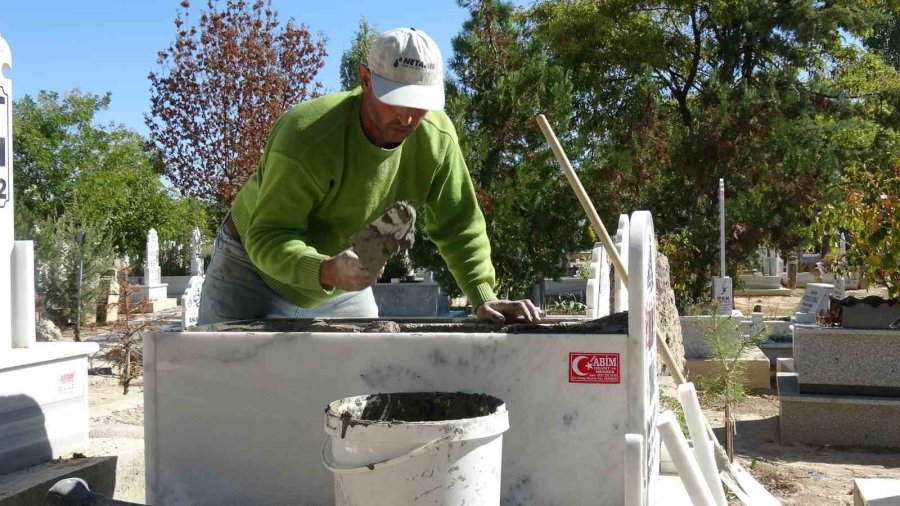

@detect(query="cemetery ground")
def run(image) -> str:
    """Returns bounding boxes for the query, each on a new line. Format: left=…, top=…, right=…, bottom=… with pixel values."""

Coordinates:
left=54, top=290, right=896, bottom=505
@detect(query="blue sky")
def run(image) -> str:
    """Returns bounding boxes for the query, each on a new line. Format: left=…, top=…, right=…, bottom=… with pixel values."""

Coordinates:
left=1, top=0, right=530, bottom=135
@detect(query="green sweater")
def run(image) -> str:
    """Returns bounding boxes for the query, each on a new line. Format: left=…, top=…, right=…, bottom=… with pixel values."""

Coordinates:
left=230, top=89, right=498, bottom=310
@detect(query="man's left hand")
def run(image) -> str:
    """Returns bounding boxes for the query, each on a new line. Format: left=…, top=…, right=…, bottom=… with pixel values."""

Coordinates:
left=476, top=299, right=542, bottom=324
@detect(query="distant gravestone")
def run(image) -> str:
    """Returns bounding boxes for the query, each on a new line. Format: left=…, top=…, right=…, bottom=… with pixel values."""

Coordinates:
left=586, top=243, right=611, bottom=319
left=190, top=227, right=203, bottom=276
left=795, top=283, right=834, bottom=324
left=614, top=214, right=629, bottom=313
left=145, top=229, right=161, bottom=286
left=712, top=276, right=733, bottom=314
left=182, top=276, right=203, bottom=328
left=182, top=228, right=205, bottom=328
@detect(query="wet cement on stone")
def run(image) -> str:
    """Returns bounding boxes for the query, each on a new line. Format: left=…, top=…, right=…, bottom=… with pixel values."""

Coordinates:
left=349, top=201, right=417, bottom=276
left=197, top=311, right=628, bottom=335
left=335, top=392, right=504, bottom=424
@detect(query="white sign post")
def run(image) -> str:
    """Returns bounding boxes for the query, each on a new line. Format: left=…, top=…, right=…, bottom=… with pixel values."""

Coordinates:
left=713, top=179, right=733, bottom=314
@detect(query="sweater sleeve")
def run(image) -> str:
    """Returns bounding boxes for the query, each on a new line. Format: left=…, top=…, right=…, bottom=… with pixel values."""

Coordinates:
left=424, top=142, right=498, bottom=308
left=241, top=151, right=332, bottom=293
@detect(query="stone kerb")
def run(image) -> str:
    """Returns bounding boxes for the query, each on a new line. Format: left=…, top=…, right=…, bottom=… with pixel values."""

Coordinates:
left=627, top=210, right=659, bottom=506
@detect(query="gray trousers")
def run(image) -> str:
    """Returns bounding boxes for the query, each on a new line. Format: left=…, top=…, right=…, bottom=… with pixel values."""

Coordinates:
left=197, top=223, right=379, bottom=324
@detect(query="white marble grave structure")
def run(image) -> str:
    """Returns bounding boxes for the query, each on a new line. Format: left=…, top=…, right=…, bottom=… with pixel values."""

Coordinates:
left=133, top=228, right=176, bottom=312
left=585, top=241, right=611, bottom=318
left=0, top=34, right=98, bottom=474
left=181, top=228, right=204, bottom=328
left=145, top=211, right=671, bottom=505
left=614, top=213, right=630, bottom=313
left=794, top=282, right=834, bottom=324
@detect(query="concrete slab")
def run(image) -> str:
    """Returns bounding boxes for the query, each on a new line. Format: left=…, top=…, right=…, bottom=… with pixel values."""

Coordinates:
left=0, top=456, right=116, bottom=506
left=686, top=348, right=771, bottom=390
left=794, top=326, right=900, bottom=396
left=778, top=373, right=900, bottom=449
left=854, top=478, right=900, bottom=505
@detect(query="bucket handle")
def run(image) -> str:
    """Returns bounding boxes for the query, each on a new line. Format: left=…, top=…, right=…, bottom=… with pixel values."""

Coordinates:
left=322, top=430, right=458, bottom=474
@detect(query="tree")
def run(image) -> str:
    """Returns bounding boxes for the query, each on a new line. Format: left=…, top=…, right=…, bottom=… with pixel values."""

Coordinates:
left=410, top=0, right=589, bottom=299
left=13, top=90, right=210, bottom=266
left=526, top=0, right=897, bottom=303
left=146, top=0, right=328, bottom=210
left=13, top=90, right=112, bottom=230
left=339, top=17, right=379, bottom=91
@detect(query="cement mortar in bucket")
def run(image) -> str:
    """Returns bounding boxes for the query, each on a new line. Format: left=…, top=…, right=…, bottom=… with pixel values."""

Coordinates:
left=322, top=392, right=509, bottom=505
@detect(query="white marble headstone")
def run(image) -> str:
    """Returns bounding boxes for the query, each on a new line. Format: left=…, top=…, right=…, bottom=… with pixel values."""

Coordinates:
left=614, top=214, right=630, bottom=313
left=713, top=276, right=733, bottom=314
left=181, top=275, right=203, bottom=328
left=0, top=36, right=13, bottom=351
left=145, top=228, right=160, bottom=286
left=190, top=227, right=203, bottom=276
left=627, top=210, right=659, bottom=506
left=795, top=282, right=834, bottom=324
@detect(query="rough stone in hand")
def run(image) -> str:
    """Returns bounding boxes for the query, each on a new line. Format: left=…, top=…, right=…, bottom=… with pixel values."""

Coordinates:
left=349, top=201, right=417, bottom=276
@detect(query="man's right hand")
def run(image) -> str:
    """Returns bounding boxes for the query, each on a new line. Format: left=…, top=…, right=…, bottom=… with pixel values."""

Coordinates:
left=319, top=249, right=381, bottom=291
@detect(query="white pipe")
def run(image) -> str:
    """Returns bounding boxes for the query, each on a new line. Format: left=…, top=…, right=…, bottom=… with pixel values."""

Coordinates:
left=678, top=383, right=727, bottom=506
left=624, top=433, right=644, bottom=506
left=719, top=179, right=725, bottom=278
left=11, top=240, right=35, bottom=348
left=658, top=410, right=716, bottom=506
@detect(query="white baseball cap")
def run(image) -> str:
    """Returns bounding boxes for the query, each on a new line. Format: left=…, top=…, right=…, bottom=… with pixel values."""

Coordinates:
left=367, top=28, right=445, bottom=111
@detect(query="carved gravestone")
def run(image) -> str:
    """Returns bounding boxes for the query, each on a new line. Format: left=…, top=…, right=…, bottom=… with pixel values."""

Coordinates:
left=145, top=228, right=161, bottom=287
left=190, top=227, right=203, bottom=276
left=182, top=228, right=205, bottom=328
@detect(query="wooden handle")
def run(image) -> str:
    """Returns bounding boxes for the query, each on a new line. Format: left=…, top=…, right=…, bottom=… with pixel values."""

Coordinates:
left=535, top=114, right=629, bottom=285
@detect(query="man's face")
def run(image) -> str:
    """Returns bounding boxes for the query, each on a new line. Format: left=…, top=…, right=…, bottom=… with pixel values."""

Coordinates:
left=358, top=64, right=429, bottom=148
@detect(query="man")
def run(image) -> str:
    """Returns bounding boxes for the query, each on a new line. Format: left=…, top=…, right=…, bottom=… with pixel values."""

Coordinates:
left=198, top=27, right=540, bottom=324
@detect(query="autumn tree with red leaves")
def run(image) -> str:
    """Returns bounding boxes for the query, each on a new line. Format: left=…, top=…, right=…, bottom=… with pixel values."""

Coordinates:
left=146, top=0, right=327, bottom=210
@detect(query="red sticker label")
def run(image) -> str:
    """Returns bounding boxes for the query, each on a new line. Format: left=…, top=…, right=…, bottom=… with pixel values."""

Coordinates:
left=569, top=353, right=620, bottom=384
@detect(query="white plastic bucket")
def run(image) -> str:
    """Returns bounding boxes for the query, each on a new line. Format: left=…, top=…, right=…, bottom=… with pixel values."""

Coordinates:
left=322, top=392, right=509, bottom=505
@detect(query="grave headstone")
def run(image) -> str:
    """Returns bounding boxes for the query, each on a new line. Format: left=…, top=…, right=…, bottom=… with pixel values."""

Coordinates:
left=834, top=233, right=847, bottom=299
left=586, top=243, right=611, bottom=318
left=145, top=228, right=161, bottom=286
left=614, top=214, right=630, bottom=313
left=190, top=227, right=203, bottom=276
left=181, top=276, right=203, bottom=328
left=794, top=282, right=834, bottom=324
left=182, top=228, right=205, bottom=328
left=133, top=229, right=176, bottom=311
left=712, top=276, right=733, bottom=314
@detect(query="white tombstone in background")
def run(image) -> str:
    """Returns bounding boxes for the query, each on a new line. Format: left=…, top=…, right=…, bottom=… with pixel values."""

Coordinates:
left=794, top=283, right=834, bottom=324
left=145, top=229, right=161, bottom=286
left=586, top=243, right=610, bottom=319
left=614, top=214, right=630, bottom=313
left=597, top=243, right=611, bottom=317
left=182, top=228, right=205, bottom=328
left=713, top=276, right=733, bottom=314
left=190, top=227, right=203, bottom=276
left=0, top=33, right=98, bottom=474
left=134, top=228, right=177, bottom=312
left=834, top=233, right=847, bottom=299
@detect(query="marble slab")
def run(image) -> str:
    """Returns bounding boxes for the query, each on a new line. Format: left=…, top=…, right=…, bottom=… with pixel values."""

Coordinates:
left=778, top=373, right=900, bottom=448
left=145, top=211, right=661, bottom=506
left=794, top=326, right=900, bottom=396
